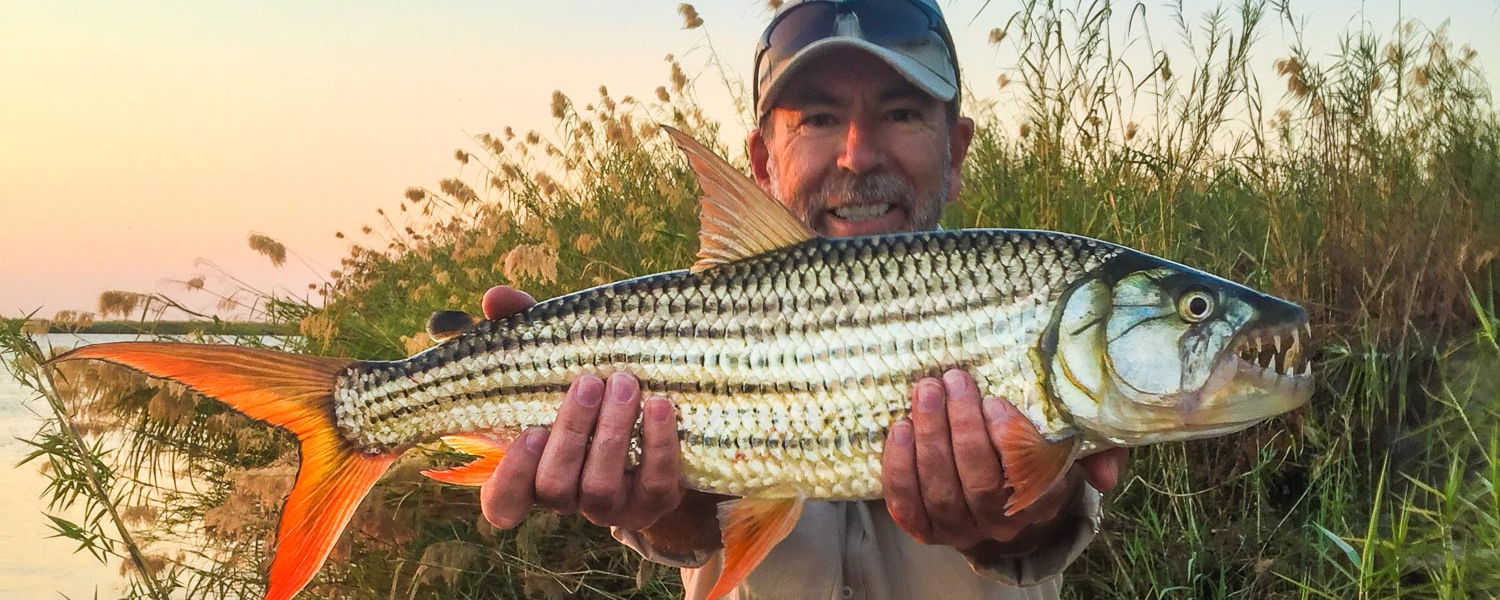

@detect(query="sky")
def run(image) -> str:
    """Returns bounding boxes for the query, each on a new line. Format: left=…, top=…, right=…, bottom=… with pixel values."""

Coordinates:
left=2, top=0, right=1497, bottom=320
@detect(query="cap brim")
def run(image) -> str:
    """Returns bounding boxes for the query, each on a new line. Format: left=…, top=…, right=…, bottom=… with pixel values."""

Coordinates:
left=757, top=37, right=958, bottom=117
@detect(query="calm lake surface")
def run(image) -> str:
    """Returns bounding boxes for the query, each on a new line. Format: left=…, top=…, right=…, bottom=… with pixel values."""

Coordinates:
left=1, top=333, right=284, bottom=599
left=1, top=334, right=146, bottom=598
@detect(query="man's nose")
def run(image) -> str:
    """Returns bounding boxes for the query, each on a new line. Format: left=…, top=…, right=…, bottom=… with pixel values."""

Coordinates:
left=836, top=118, right=885, bottom=173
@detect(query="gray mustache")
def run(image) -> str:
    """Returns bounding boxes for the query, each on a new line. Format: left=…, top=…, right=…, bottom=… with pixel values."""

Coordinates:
left=811, top=173, right=914, bottom=210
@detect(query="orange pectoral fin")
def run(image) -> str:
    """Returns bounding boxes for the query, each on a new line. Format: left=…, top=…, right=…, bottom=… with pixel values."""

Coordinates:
left=704, top=496, right=804, bottom=600
left=421, top=433, right=515, bottom=487
left=995, top=415, right=1080, bottom=516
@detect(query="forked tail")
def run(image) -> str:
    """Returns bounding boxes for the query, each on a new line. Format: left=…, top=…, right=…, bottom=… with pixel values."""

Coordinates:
left=51, top=342, right=398, bottom=600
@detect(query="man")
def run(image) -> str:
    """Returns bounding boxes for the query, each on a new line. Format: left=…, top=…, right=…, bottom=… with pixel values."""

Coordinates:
left=475, top=1, right=1128, bottom=598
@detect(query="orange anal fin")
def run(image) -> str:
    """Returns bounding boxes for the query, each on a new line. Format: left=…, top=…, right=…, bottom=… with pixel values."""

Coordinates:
left=704, top=496, right=804, bottom=600
left=996, top=416, right=1080, bottom=516
left=421, top=433, right=515, bottom=487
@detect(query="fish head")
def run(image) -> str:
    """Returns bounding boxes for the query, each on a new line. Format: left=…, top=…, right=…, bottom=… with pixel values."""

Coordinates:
left=1047, top=252, right=1312, bottom=445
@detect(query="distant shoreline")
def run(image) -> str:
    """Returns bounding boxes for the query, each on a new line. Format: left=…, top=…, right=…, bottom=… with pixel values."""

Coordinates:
left=3, top=319, right=296, bottom=336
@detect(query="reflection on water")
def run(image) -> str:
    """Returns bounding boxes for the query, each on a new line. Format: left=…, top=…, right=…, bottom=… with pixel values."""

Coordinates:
left=1, top=333, right=284, bottom=599
left=0, top=334, right=148, bottom=598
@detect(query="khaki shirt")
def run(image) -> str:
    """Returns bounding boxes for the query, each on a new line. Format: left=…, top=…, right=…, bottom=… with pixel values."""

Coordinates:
left=614, top=487, right=1101, bottom=600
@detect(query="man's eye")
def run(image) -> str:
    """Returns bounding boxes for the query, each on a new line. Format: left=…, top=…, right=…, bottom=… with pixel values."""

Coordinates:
left=801, top=113, right=838, bottom=128
left=887, top=108, right=921, bottom=122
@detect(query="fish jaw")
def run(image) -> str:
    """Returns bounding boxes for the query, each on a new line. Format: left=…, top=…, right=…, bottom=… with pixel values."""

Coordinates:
left=1178, top=320, right=1314, bottom=431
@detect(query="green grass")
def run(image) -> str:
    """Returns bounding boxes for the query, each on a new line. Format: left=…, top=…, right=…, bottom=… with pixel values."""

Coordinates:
left=6, top=1, right=1498, bottom=598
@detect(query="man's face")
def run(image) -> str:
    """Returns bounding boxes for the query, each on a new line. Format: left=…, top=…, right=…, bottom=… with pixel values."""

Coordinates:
left=750, top=48, right=974, bottom=237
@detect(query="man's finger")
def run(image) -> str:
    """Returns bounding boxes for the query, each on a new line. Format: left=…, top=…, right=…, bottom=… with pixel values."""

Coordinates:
left=626, top=396, right=683, bottom=529
left=480, top=428, right=548, bottom=529
left=534, top=376, right=605, bottom=513
left=578, top=373, right=641, bottom=523
left=942, top=371, right=1009, bottom=533
left=910, top=377, right=977, bottom=544
left=1080, top=447, right=1129, bottom=493
left=481, top=285, right=537, bottom=320
left=881, top=418, right=932, bottom=541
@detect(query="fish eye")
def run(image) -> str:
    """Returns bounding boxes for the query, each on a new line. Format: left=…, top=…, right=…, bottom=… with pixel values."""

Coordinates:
left=1177, top=288, right=1215, bottom=322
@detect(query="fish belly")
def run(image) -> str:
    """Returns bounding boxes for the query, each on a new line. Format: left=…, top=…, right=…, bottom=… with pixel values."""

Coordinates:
left=331, top=230, right=1119, bottom=500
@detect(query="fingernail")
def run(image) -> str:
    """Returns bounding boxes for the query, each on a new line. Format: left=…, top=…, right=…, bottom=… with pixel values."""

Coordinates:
left=645, top=397, right=673, bottom=421
left=982, top=397, right=1011, bottom=421
left=890, top=420, right=912, bottom=445
left=914, top=381, right=942, bottom=413
left=607, top=372, right=636, bottom=403
left=524, top=428, right=549, bottom=453
left=943, top=369, right=970, bottom=390
left=573, top=376, right=602, bottom=407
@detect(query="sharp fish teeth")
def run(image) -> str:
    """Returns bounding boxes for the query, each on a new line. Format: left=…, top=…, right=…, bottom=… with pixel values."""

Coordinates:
left=1275, top=334, right=1286, bottom=372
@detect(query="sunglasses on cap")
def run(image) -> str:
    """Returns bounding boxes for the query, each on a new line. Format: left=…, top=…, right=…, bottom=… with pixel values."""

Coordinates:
left=753, top=0, right=961, bottom=118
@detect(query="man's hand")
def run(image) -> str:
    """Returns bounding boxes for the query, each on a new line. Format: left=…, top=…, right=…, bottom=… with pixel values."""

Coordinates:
left=476, top=286, right=686, bottom=531
left=881, top=369, right=1129, bottom=553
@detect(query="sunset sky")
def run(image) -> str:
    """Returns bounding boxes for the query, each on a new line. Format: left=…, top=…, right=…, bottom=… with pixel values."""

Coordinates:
left=3, top=0, right=1497, bottom=320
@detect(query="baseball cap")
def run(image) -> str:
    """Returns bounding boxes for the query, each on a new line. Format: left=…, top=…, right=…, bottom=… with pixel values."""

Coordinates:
left=753, top=0, right=961, bottom=122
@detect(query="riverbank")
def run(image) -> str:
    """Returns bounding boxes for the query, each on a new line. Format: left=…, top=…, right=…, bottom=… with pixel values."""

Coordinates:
left=4, top=319, right=296, bottom=336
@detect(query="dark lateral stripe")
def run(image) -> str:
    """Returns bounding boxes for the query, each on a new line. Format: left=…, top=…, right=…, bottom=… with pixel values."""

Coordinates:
left=680, top=426, right=892, bottom=454
left=353, top=284, right=1020, bottom=408
left=356, top=345, right=943, bottom=429
left=350, top=299, right=1012, bottom=428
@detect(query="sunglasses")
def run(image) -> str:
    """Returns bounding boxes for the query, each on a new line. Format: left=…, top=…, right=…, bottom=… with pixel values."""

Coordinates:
left=754, top=0, right=959, bottom=112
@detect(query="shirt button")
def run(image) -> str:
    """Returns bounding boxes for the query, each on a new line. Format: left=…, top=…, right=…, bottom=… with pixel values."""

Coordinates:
left=841, top=586, right=854, bottom=599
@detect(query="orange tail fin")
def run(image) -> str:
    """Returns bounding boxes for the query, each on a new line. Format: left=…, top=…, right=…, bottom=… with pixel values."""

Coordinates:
left=52, top=342, right=397, bottom=600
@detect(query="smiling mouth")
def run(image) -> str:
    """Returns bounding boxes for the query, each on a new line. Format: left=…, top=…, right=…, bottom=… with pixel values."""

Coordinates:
left=829, top=203, right=895, bottom=222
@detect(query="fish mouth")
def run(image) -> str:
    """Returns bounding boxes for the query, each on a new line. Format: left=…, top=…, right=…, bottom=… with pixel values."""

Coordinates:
left=1187, top=320, right=1314, bottom=427
left=1228, top=320, right=1314, bottom=381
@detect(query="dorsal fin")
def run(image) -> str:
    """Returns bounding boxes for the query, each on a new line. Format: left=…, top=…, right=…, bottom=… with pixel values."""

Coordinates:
left=661, top=126, right=818, bottom=273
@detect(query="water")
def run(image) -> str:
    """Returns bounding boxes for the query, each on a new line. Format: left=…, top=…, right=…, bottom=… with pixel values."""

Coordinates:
left=0, top=333, right=286, bottom=599
left=0, top=334, right=153, bottom=598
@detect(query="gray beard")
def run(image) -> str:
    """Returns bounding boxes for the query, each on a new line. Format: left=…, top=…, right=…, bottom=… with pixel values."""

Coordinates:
left=768, top=159, right=950, bottom=234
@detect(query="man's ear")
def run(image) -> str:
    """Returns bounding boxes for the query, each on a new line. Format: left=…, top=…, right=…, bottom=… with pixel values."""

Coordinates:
left=946, top=116, right=976, bottom=202
left=748, top=127, right=774, bottom=191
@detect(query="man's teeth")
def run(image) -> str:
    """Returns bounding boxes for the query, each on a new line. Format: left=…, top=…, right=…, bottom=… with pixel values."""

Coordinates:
left=831, top=204, right=893, bottom=222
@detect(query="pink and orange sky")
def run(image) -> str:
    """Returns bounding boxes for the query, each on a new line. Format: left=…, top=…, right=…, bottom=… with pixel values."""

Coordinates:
left=3, top=1, right=1497, bottom=320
